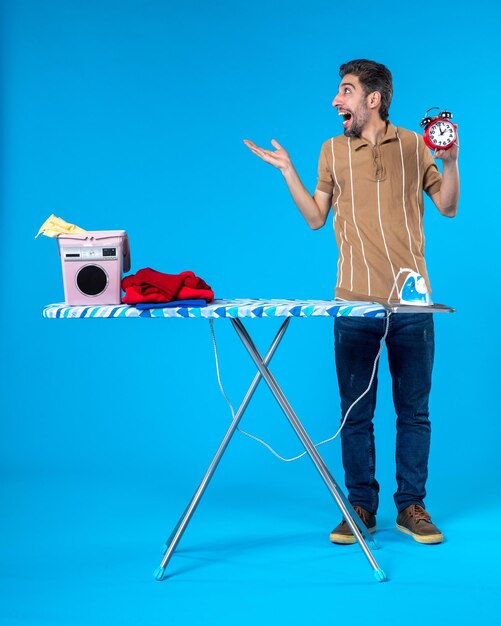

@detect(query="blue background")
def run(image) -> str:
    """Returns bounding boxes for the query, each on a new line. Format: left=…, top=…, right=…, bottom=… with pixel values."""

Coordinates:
left=1, top=0, right=500, bottom=623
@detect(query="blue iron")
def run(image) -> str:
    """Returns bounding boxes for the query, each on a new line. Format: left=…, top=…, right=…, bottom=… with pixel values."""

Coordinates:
left=399, top=270, right=432, bottom=306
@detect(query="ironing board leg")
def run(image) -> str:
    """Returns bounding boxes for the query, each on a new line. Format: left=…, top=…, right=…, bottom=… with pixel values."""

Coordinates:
left=231, top=318, right=386, bottom=583
left=154, top=318, right=291, bottom=581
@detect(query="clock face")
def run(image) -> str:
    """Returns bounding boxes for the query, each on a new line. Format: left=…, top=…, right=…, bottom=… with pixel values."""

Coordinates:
left=428, top=120, right=456, bottom=148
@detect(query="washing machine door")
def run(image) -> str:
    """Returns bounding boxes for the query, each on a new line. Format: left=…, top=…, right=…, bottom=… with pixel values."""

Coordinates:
left=76, top=264, right=108, bottom=296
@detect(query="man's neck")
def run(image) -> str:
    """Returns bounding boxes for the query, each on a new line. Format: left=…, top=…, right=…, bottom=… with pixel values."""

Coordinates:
left=360, top=118, right=388, bottom=146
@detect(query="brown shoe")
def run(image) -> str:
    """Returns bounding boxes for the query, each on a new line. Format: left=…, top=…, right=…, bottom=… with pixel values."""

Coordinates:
left=329, top=505, right=376, bottom=544
left=396, top=505, right=444, bottom=544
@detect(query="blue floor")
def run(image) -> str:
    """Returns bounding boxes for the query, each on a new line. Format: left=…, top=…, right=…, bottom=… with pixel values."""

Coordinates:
left=2, top=464, right=499, bottom=626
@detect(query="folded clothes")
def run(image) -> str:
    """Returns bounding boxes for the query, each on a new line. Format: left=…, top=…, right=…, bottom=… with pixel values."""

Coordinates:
left=135, top=300, right=208, bottom=309
left=35, top=214, right=87, bottom=238
left=122, top=268, right=214, bottom=304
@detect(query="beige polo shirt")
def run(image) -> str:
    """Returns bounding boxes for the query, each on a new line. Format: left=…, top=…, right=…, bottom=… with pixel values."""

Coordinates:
left=316, top=122, right=442, bottom=303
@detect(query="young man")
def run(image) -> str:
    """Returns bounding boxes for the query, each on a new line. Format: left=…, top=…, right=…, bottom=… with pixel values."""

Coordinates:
left=244, top=59, right=459, bottom=544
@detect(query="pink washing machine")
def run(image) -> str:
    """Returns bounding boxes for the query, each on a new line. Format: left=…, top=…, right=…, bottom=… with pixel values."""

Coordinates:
left=57, top=230, right=131, bottom=305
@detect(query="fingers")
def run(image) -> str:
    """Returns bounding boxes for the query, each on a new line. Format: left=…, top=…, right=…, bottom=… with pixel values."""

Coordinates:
left=433, top=145, right=459, bottom=162
left=244, top=138, right=282, bottom=153
left=243, top=139, right=258, bottom=149
left=434, top=148, right=449, bottom=158
left=243, top=139, right=269, bottom=158
left=243, top=139, right=266, bottom=159
left=243, top=139, right=281, bottom=164
left=244, top=141, right=265, bottom=157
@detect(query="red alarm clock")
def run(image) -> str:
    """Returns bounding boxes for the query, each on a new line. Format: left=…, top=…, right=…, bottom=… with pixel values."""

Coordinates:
left=420, top=108, right=457, bottom=151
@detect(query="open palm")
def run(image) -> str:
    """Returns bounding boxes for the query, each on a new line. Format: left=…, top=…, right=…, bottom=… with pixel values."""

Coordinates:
left=243, top=139, right=291, bottom=172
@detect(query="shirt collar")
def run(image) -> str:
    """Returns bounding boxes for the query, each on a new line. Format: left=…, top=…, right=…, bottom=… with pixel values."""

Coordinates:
left=350, top=121, right=399, bottom=150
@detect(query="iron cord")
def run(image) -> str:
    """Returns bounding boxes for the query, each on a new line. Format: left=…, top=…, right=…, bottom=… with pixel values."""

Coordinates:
left=208, top=313, right=391, bottom=463
left=387, top=267, right=416, bottom=302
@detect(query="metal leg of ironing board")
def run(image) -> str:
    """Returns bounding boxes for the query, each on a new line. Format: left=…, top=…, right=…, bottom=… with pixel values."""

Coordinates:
left=231, top=318, right=386, bottom=583
left=154, top=317, right=291, bottom=581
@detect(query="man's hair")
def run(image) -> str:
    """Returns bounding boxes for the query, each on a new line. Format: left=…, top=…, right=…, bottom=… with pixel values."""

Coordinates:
left=339, top=59, right=393, bottom=121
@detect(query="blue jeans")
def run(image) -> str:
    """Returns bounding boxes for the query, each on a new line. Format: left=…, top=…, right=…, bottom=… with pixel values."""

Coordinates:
left=334, top=313, right=435, bottom=514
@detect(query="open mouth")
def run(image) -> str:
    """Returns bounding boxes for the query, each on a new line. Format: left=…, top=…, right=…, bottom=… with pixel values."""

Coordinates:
left=338, top=109, right=352, bottom=128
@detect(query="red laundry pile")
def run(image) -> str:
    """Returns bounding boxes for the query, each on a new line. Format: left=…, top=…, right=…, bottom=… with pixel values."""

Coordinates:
left=122, top=268, right=214, bottom=304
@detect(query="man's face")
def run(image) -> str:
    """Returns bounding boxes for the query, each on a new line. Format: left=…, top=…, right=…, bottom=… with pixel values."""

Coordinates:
left=332, top=74, right=370, bottom=138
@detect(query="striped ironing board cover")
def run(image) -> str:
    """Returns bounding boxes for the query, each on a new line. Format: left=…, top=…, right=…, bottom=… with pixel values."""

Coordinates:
left=42, top=299, right=386, bottom=319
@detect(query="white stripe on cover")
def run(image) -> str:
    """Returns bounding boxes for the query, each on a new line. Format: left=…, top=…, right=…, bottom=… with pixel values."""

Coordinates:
left=397, top=132, right=418, bottom=271
left=348, top=138, right=371, bottom=295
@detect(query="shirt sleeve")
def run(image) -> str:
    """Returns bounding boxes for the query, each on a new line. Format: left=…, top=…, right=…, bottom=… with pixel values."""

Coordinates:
left=315, top=142, right=334, bottom=195
left=421, top=139, right=442, bottom=196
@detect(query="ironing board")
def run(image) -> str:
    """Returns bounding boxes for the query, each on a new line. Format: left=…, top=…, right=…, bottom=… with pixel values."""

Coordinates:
left=43, top=298, right=401, bottom=583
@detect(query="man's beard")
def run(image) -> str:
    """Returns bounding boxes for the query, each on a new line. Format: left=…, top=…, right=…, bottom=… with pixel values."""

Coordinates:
left=344, top=100, right=369, bottom=138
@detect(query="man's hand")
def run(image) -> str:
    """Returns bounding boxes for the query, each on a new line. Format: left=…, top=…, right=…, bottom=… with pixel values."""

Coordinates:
left=433, top=133, right=459, bottom=162
left=243, top=139, right=292, bottom=174
left=242, top=137, right=331, bottom=229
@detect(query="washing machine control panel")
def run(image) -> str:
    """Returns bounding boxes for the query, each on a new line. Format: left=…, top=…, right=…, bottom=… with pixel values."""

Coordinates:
left=63, top=247, right=118, bottom=261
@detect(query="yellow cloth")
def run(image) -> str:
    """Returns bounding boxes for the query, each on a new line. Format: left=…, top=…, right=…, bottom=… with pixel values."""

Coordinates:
left=35, top=214, right=87, bottom=238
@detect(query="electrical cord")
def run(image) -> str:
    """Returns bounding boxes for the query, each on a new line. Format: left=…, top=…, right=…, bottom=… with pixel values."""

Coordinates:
left=208, top=312, right=391, bottom=462
left=387, top=267, right=415, bottom=303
